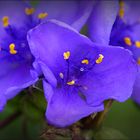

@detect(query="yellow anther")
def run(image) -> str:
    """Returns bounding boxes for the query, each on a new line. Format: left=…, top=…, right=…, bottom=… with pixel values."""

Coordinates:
left=9, top=43, right=17, bottom=55
left=63, top=51, right=70, bottom=60
left=135, top=41, right=140, bottom=48
left=119, top=0, right=125, bottom=18
left=119, top=8, right=124, bottom=18
left=2, top=16, right=9, bottom=27
left=137, top=58, right=140, bottom=65
left=25, top=7, right=35, bottom=15
left=96, top=54, right=104, bottom=64
left=59, top=72, right=64, bottom=79
left=67, top=80, right=75, bottom=85
left=81, top=59, right=89, bottom=65
left=38, top=12, right=48, bottom=19
left=124, top=37, right=132, bottom=46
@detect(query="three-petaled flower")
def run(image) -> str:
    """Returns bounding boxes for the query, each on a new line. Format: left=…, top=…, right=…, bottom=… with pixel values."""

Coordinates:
left=0, top=0, right=93, bottom=111
left=27, top=20, right=137, bottom=127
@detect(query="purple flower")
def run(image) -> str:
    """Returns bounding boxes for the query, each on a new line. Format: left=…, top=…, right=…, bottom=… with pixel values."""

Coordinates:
left=0, top=1, right=93, bottom=111
left=109, top=0, right=140, bottom=105
left=88, top=0, right=119, bottom=45
left=27, top=20, right=137, bottom=127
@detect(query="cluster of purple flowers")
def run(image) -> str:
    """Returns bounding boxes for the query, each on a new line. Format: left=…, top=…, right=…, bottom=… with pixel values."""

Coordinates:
left=0, top=0, right=139, bottom=127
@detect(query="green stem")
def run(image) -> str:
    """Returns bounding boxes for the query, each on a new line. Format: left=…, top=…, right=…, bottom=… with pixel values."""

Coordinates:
left=81, top=99, right=114, bottom=130
left=0, top=111, right=21, bottom=129
left=92, top=99, right=114, bottom=129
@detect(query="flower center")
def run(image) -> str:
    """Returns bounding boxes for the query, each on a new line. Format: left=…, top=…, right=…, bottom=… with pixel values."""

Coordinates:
left=58, top=51, right=104, bottom=89
left=1, top=7, right=49, bottom=64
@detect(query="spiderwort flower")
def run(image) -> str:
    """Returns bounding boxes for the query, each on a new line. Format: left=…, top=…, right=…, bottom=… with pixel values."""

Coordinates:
left=27, top=20, right=137, bottom=127
left=110, top=0, right=140, bottom=105
left=0, top=0, right=93, bottom=111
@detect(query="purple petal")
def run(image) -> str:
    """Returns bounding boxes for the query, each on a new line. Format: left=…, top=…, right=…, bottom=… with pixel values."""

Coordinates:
left=34, top=0, right=94, bottom=31
left=38, top=61, right=57, bottom=87
left=43, top=80, right=104, bottom=127
left=131, top=71, right=140, bottom=105
left=88, top=0, right=118, bottom=44
left=79, top=46, right=137, bottom=105
left=0, top=94, right=6, bottom=112
left=27, top=19, right=94, bottom=78
left=122, top=1, right=140, bottom=24
left=0, top=63, right=38, bottom=100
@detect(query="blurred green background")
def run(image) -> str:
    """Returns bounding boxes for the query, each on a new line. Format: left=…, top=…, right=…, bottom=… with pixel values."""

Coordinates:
left=0, top=97, right=140, bottom=140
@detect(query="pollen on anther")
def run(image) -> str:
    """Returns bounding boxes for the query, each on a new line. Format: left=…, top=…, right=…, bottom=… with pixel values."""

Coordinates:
left=38, top=12, right=48, bottom=19
left=137, top=58, right=140, bottom=65
left=2, top=16, right=9, bottom=27
left=63, top=51, right=70, bottom=60
left=25, top=7, right=35, bottom=15
left=96, top=54, right=104, bottom=64
left=124, top=37, right=132, bottom=46
left=81, top=59, right=89, bottom=65
left=59, top=72, right=64, bottom=79
left=9, top=43, right=17, bottom=55
left=119, top=8, right=124, bottom=18
left=67, top=80, right=75, bottom=85
left=119, top=1, right=125, bottom=18
left=135, top=41, right=140, bottom=48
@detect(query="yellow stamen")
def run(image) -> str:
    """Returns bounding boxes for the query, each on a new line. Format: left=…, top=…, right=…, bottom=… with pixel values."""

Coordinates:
left=59, top=72, right=64, bottom=79
left=25, top=7, right=35, bottom=15
left=135, top=41, right=140, bottom=48
left=81, top=59, right=89, bottom=65
left=137, top=58, right=140, bottom=65
left=9, top=43, right=17, bottom=54
left=124, top=37, right=132, bottom=46
left=119, top=8, right=124, bottom=18
left=2, top=16, right=9, bottom=27
left=63, top=51, right=70, bottom=60
left=96, top=54, right=104, bottom=64
left=38, top=12, right=48, bottom=19
left=67, top=80, right=75, bottom=85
